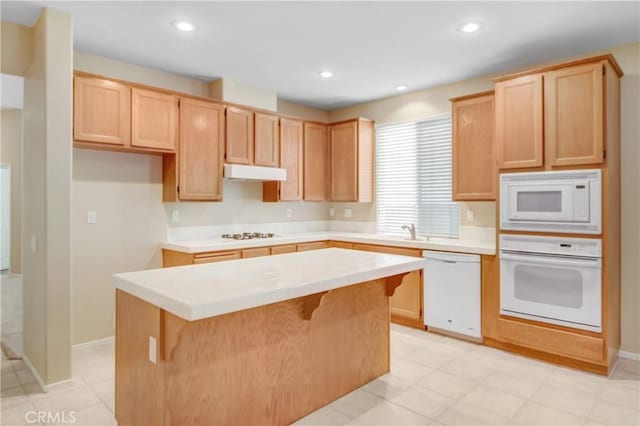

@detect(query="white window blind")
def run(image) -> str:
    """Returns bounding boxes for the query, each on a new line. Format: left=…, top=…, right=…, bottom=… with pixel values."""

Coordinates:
left=376, top=116, right=459, bottom=237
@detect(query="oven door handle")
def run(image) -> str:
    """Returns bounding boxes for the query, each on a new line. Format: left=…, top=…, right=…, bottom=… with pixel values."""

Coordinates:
left=500, top=252, right=602, bottom=268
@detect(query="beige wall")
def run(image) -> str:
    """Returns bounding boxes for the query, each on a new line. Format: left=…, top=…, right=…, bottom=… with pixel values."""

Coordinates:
left=0, top=110, right=23, bottom=273
left=277, top=99, right=329, bottom=123
left=22, top=8, right=73, bottom=385
left=329, top=42, right=640, bottom=354
left=209, top=78, right=278, bottom=111
left=1, top=21, right=33, bottom=76
left=72, top=149, right=167, bottom=343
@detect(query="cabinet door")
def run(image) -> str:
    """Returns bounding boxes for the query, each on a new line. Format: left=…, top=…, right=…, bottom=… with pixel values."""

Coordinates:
left=452, top=93, right=496, bottom=200
left=74, top=76, right=131, bottom=146
left=351, top=244, right=423, bottom=327
left=279, top=119, right=303, bottom=200
left=270, top=245, right=297, bottom=255
left=545, top=63, right=604, bottom=166
left=131, top=88, right=177, bottom=151
left=303, top=122, right=328, bottom=201
left=226, top=107, right=253, bottom=164
left=329, top=121, right=359, bottom=201
left=179, top=98, right=225, bottom=201
left=495, top=75, right=543, bottom=169
left=254, top=113, right=280, bottom=167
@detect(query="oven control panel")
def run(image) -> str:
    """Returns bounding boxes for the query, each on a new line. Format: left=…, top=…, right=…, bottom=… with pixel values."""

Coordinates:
left=499, top=234, right=602, bottom=258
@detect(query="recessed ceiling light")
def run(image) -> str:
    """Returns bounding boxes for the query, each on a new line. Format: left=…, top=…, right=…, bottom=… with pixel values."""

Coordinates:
left=173, top=20, right=195, bottom=32
left=396, top=85, right=408, bottom=91
left=319, top=71, right=334, bottom=79
left=458, top=22, right=481, bottom=33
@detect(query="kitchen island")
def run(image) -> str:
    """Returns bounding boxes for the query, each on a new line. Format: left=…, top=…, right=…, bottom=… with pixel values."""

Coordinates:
left=113, top=248, right=425, bottom=426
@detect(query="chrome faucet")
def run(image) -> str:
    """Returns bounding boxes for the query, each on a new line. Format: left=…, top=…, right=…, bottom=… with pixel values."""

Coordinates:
left=401, top=223, right=417, bottom=241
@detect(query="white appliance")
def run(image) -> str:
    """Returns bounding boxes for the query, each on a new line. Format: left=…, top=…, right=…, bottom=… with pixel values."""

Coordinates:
left=500, top=169, right=601, bottom=234
left=423, top=251, right=481, bottom=338
left=223, top=163, right=287, bottom=181
left=500, top=234, right=602, bottom=332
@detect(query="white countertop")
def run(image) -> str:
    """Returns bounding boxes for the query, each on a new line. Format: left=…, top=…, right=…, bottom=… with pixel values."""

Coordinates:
left=162, top=231, right=496, bottom=256
left=114, top=248, right=426, bottom=321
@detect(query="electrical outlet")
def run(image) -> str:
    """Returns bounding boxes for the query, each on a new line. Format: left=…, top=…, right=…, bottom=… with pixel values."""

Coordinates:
left=466, top=209, right=475, bottom=222
left=171, top=210, right=180, bottom=222
left=329, top=208, right=335, bottom=217
left=286, top=208, right=292, bottom=218
left=344, top=209, right=352, bottom=218
left=87, top=210, right=97, bottom=224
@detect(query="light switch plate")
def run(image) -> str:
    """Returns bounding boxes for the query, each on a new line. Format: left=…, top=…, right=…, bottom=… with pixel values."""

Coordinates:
left=466, top=209, right=475, bottom=222
left=286, top=208, right=292, bottom=218
left=30, top=236, right=37, bottom=253
left=329, top=208, right=335, bottom=217
left=344, top=209, right=352, bottom=218
left=87, top=210, right=97, bottom=224
left=149, top=336, right=157, bottom=364
left=171, top=210, right=180, bottom=222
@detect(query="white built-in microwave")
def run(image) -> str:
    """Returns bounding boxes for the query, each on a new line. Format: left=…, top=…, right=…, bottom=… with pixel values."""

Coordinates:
left=500, top=169, right=601, bottom=234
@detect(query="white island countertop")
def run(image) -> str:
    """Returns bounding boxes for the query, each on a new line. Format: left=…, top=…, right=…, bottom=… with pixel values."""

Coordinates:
left=114, top=248, right=426, bottom=321
left=162, top=231, right=496, bottom=255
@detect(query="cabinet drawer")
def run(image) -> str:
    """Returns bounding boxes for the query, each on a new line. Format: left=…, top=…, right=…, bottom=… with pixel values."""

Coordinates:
left=193, top=251, right=241, bottom=264
left=296, top=241, right=329, bottom=252
left=497, top=318, right=604, bottom=363
left=270, top=244, right=297, bottom=255
left=352, top=244, right=421, bottom=258
left=241, top=247, right=270, bottom=259
left=328, top=241, right=354, bottom=249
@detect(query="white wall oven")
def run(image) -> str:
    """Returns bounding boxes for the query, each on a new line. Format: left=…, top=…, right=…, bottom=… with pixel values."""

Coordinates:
left=500, top=234, right=602, bottom=332
left=500, top=169, right=601, bottom=234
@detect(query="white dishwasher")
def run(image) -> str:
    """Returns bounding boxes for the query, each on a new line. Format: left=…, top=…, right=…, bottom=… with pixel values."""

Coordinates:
left=423, top=251, right=481, bottom=338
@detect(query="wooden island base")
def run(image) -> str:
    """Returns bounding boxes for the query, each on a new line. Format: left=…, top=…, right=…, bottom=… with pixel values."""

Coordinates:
left=116, top=276, right=404, bottom=426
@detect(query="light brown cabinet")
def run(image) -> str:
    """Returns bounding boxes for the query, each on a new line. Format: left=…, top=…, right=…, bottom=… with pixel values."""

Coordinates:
left=495, top=75, right=544, bottom=169
left=270, top=244, right=297, bottom=255
left=254, top=113, right=280, bottom=167
left=545, top=62, right=604, bottom=166
left=169, top=98, right=225, bottom=201
left=451, top=91, right=496, bottom=200
left=304, top=122, right=329, bottom=201
left=351, top=243, right=423, bottom=328
left=329, top=119, right=374, bottom=202
left=131, top=88, right=178, bottom=151
left=263, top=118, right=303, bottom=202
left=296, top=241, right=329, bottom=252
left=74, top=76, right=131, bottom=147
left=225, top=107, right=254, bottom=164
left=242, top=247, right=271, bottom=259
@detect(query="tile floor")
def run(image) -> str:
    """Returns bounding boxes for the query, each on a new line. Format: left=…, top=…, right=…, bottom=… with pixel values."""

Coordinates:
left=1, top=324, right=639, bottom=425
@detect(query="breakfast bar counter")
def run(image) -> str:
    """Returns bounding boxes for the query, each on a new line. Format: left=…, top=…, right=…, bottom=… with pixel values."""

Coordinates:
left=113, top=248, right=425, bottom=426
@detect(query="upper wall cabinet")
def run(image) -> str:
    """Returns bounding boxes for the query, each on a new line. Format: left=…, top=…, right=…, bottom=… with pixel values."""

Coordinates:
left=131, top=88, right=178, bottom=152
left=254, top=113, right=280, bottom=167
left=451, top=91, right=496, bottom=201
left=74, top=76, right=131, bottom=147
left=303, top=122, right=328, bottom=201
left=545, top=63, right=604, bottom=166
left=329, top=118, right=374, bottom=202
left=171, top=98, right=225, bottom=201
left=495, top=75, right=544, bottom=169
left=225, top=107, right=254, bottom=165
left=494, top=55, right=621, bottom=170
left=263, top=118, right=303, bottom=202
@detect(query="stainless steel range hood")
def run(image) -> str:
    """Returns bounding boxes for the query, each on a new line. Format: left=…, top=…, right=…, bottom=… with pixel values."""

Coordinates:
left=223, top=164, right=287, bottom=181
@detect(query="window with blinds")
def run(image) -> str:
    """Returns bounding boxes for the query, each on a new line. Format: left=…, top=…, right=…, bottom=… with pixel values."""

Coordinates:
left=376, top=116, right=459, bottom=237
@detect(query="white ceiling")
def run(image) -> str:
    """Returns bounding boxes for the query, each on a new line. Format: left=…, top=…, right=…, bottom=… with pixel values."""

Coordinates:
left=2, top=1, right=639, bottom=110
